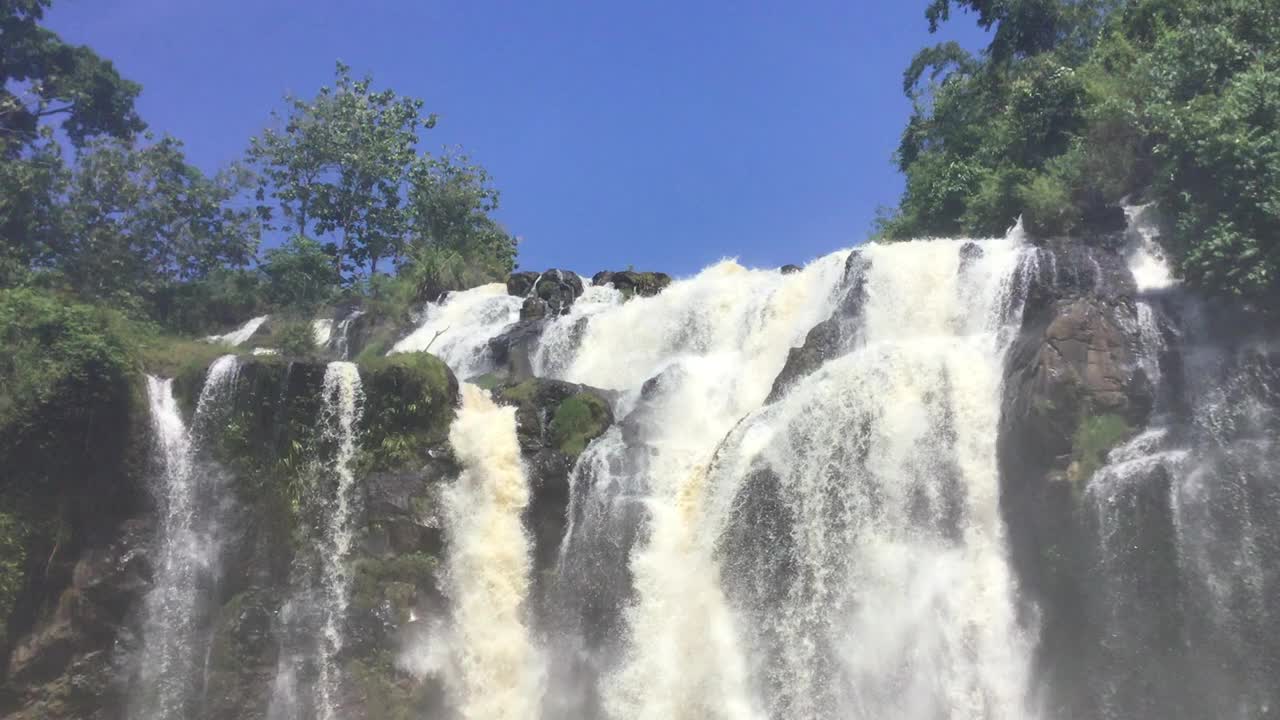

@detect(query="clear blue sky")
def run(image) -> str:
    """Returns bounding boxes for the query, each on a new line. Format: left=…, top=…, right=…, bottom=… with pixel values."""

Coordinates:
left=46, top=1, right=987, bottom=276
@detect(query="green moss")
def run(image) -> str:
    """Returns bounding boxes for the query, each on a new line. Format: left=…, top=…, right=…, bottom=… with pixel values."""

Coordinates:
left=350, top=552, right=438, bottom=613
left=357, top=353, right=458, bottom=471
left=1071, top=413, right=1133, bottom=483
left=549, top=392, right=611, bottom=457
left=496, top=379, right=538, bottom=405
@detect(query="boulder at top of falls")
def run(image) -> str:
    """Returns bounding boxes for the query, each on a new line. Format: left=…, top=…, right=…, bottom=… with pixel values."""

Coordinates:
left=506, top=271, right=539, bottom=298
left=535, top=269, right=584, bottom=315
left=590, top=270, right=672, bottom=298
left=780, top=264, right=802, bottom=274
left=507, top=269, right=584, bottom=316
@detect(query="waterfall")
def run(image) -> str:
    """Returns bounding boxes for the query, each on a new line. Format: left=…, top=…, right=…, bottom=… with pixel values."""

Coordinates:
left=442, top=384, right=542, bottom=719
left=332, top=309, right=365, bottom=360
left=316, top=361, right=366, bottom=720
left=525, top=240, right=1037, bottom=719
left=1083, top=214, right=1280, bottom=719
left=135, top=355, right=239, bottom=719
left=391, top=283, right=522, bottom=377
left=266, top=361, right=366, bottom=720
left=205, top=315, right=269, bottom=346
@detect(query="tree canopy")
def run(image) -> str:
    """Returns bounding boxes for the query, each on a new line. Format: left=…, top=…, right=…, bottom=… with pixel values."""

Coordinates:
left=883, top=0, right=1280, bottom=302
left=2, top=3, right=519, bottom=335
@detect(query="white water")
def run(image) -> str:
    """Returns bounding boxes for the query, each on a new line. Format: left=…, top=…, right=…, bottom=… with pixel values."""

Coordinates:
left=332, top=309, right=364, bottom=360
left=315, top=361, right=365, bottom=720
left=313, top=318, right=335, bottom=348
left=442, top=384, right=543, bottom=719
left=135, top=356, right=239, bottom=720
left=205, top=315, right=269, bottom=346
left=528, top=240, right=1037, bottom=719
left=391, top=283, right=522, bottom=378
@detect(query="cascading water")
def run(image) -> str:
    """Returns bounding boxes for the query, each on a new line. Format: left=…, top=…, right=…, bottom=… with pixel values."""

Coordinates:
left=517, top=239, right=1041, bottom=720
left=267, top=361, right=366, bottom=720
left=698, top=239, right=1038, bottom=720
left=391, top=283, right=522, bottom=378
left=205, top=315, right=269, bottom=346
left=134, top=355, right=239, bottom=720
left=440, top=384, right=543, bottom=719
left=316, top=361, right=365, bottom=719
left=1083, top=211, right=1280, bottom=719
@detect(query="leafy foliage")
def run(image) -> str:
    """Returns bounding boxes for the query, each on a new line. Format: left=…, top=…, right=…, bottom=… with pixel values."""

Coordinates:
left=885, top=0, right=1280, bottom=302
left=248, top=62, right=430, bottom=278
left=0, top=0, right=144, bottom=155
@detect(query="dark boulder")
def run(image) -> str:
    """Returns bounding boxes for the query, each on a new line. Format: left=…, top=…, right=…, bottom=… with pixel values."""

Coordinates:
left=535, top=269, right=585, bottom=315
left=506, top=271, right=540, bottom=298
left=780, top=264, right=802, bottom=275
left=591, top=270, right=672, bottom=298
left=492, top=379, right=614, bottom=610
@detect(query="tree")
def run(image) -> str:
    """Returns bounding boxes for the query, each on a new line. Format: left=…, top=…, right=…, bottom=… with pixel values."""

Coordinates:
left=248, top=62, right=431, bottom=278
left=402, top=150, right=517, bottom=300
left=259, top=235, right=339, bottom=313
left=884, top=0, right=1280, bottom=302
left=55, top=135, right=260, bottom=304
left=0, top=0, right=143, bottom=156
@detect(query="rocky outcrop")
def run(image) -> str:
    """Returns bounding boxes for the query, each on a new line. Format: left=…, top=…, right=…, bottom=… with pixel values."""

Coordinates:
left=492, top=379, right=614, bottom=593
left=767, top=250, right=870, bottom=402
left=590, top=270, right=671, bottom=298
left=506, top=269, right=584, bottom=316
left=0, top=352, right=150, bottom=720
left=997, top=237, right=1155, bottom=718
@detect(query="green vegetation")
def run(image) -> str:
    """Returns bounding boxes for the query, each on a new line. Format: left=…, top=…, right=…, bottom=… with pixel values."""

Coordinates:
left=357, top=353, right=458, bottom=470
left=883, top=0, right=1280, bottom=302
left=549, top=392, right=612, bottom=457
left=1070, top=412, right=1133, bottom=482
left=4, top=4, right=520, bottom=341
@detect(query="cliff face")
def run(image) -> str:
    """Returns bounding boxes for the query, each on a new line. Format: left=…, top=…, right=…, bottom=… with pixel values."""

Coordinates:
left=998, top=237, right=1280, bottom=718
left=0, top=351, right=612, bottom=720
left=2, top=238, right=1277, bottom=719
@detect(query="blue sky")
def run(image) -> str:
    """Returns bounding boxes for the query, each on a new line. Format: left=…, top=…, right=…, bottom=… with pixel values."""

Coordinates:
left=46, top=1, right=987, bottom=276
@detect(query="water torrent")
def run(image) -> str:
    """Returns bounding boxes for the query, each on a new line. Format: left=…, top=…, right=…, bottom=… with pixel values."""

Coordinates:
left=205, top=314, right=269, bottom=346
left=391, top=283, right=522, bottom=377
left=1082, top=215, right=1280, bottom=719
left=267, top=361, right=366, bottom=720
left=316, top=362, right=366, bottom=720
left=529, top=249, right=1042, bottom=718
left=134, top=355, right=240, bottom=720
left=442, top=384, right=542, bottom=719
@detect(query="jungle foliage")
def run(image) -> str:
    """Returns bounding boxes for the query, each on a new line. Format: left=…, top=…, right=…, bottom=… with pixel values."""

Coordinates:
left=883, top=0, right=1280, bottom=302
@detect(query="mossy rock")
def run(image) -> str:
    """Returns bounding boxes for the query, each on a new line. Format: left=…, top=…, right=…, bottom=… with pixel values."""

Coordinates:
left=358, top=353, right=459, bottom=471
left=1069, top=413, right=1134, bottom=483
left=550, top=392, right=612, bottom=457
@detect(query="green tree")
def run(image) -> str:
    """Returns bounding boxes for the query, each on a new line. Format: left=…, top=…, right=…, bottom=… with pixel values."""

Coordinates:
left=259, top=235, right=339, bottom=313
left=0, top=0, right=143, bottom=156
left=54, top=135, right=260, bottom=305
left=249, top=62, right=431, bottom=278
left=885, top=0, right=1280, bottom=302
left=402, top=150, right=517, bottom=300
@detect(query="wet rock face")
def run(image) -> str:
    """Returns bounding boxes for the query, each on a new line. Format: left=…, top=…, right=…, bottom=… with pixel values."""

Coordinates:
left=3, top=517, right=153, bottom=720
left=492, top=379, right=614, bottom=610
left=506, top=271, right=540, bottom=298
left=780, top=264, right=802, bottom=275
left=590, top=270, right=672, bottom=298
left=506, top=269, right=585, bottom=316
left=767, top=250, right=870, bottom=402
left=488, top=319, right=548, bottom=381
left=997, top=239, right=1154, bottom=717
